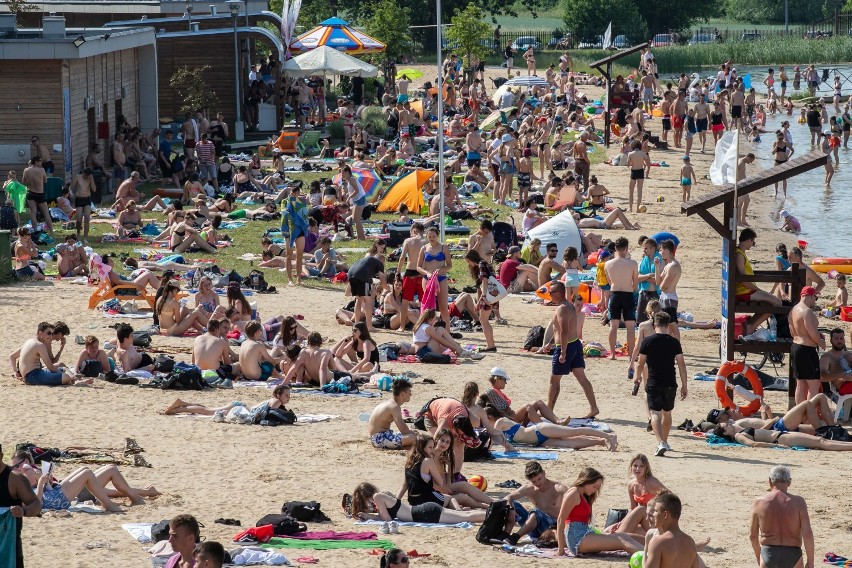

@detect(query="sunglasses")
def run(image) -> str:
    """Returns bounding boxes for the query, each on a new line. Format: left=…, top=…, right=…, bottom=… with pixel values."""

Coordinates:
left=45, top=330, right=55, bottom=335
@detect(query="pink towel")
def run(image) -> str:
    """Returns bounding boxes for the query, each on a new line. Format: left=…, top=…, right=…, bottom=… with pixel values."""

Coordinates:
left=420, top=273, right=438, bottom=312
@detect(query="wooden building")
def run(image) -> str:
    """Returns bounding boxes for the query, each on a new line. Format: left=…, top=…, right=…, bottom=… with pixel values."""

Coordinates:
left=0, top=15, right=157, bottom=182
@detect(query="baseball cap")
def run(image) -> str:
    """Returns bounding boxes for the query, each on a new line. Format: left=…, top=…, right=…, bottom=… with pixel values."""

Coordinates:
left=779, top=209, right=789, bottom=218
left=507, top=246, right=521, bottom=256
left=490, top=367, right=510, bottom=380
left=501, top=133, right=513, bottom=143
left=801, top=286, right=817, bottom=296
left=707, top=408, right=725, bottom=424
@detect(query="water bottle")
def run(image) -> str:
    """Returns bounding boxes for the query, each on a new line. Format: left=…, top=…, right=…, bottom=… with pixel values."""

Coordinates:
left=628, top=367, right=635, bottom=381
left=769, top=317, right=778, bottom=341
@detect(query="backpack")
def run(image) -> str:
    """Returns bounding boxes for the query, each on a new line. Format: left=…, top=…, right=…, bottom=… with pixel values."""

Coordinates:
left=523, top=326, right=545, bottom=350
left=132, top=330, right=152, bottom=348
left=463, top=429, right=493, bottom=462
left=253, top=406, right=297, bottom=426
left=256, top=514, right=307, bottom=536
left=281, top=501, right=330, bottom=523
left=162, top=364, right=207, bottom=390
left=151, top=519, right=171, bottom=543
left=153, top=354, right=176, bottom=373
left=816, top=425, right=850, bottom=441
left=243, top=269, right=269, bottom=292
left=492, top=218, right=518, bottom=249
left=476, top=500, right=511, bottom=544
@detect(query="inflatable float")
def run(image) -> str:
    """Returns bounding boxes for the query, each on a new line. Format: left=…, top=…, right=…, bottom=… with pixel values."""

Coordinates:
left=811, top=258, right=852, bottom=274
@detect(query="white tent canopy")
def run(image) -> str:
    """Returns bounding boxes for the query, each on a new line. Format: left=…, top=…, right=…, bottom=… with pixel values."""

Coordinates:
left=282, top=45, right=378, bottom=77
left=523, top=209, right=583, bottom=260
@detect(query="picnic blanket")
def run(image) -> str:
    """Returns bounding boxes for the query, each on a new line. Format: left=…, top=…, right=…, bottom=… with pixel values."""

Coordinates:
left=122, top=522, right=154, bottom=543
left=491, top=450, right=559, bottom=460
left=261, top=537, right=395, bottom=550
left=355, top=519, right=473, bottom=530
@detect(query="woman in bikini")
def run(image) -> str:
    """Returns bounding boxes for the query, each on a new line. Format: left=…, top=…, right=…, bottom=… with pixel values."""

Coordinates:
left=608, top=453, right=669, bottom=537
left=772, top=130, right=793, bottom=197
left=102, top=254, right=161, bottom=292
left=13, top=227, right=45, bottom=280
left=156, top=282, right=208, bottom=336
left=226, top=283, right=253, bottom=321
left=351, top=482, right=486, bottom=525
left=13, top=450, right=159, bottom=513
left=464, top=250, right=497, bottom=352
left=556, top=468, right=643, bottom=557
left=382, top=273, right=419, bottom=330
left=169, top=211, right=217, bottom=254
left=487, top=407, right=617, bottom=450
left=432, top=428, right=492, bottom=509
left=283, top=184, right=309, bottom=286
left=209, top=193, right=235, bottom=214
left=561, top=246, right=582, bottom=299
left=332, top=322, right=380, bottom=375
left=417, top=226, right=453, bottom=325
left=713, top=421, right=852, bottom=451
left=194, top=276, right=221, bottom=315
left=181, top=172, right=204, bottom=205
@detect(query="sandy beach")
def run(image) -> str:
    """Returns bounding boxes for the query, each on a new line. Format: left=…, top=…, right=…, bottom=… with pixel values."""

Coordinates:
left=2, top=65, right=849, bottom=568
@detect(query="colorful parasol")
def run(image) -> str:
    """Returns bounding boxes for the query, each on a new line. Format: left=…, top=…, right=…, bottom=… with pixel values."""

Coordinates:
left=290, top=17, right=386, bottom=55
left=333, top=168, right=384, bottom=201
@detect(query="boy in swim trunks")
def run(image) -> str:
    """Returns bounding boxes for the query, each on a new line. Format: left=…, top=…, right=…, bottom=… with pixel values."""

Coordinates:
left=680, top=155, right=695, bottom=202
left=367, top=378, right=415, bottom=450
left=239, top=321, right=282, bottom=381
left=13, top=322, right=88, bottom=386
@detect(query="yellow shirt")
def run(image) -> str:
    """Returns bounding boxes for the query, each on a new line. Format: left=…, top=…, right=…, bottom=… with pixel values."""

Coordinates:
left=734, top=247, right=753, bottom=296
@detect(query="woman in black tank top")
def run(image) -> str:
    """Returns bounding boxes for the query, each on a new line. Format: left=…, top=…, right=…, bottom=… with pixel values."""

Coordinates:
left=0, top=464, right=25, bottom=567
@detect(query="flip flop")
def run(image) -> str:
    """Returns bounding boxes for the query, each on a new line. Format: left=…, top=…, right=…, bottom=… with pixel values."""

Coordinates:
left=295, top=557, right=319, bottom=564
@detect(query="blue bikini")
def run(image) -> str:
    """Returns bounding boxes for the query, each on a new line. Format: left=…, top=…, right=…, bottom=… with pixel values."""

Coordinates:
left=424, top=249, right=448, bottom=282
left=504, top=423, right=549, bottom=446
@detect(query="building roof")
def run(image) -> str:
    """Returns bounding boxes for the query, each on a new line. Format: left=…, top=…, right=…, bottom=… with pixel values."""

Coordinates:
left=0, top=25, right=155, bottom=59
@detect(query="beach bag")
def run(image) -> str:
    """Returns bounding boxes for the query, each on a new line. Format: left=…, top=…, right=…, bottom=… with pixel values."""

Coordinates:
left=243, top=269, right=269, bottom=292
left=153, top=354, right=176, bottom=373
left=253, top=406, right=297, bottom=426
left=816, top=425, right=850, bottom=441
left=256, top=514, right=307, bottom=536
left=420, top=273, right=439, bottom=312
left=476, top=500, right=511, bottom=544
left=151, top=520, right=171, bottom=543
left=281, top=501, right=330, bottom=523
left=162, top=365, right=206, bottom=390
left=605, top=509, right=628, bottom=528
left=420, top=351, right=451, bottom=364
left=523, top=326, right=545, bottom=350
left=463, top=429, right=493, bottom=461
left=484, top=276, right=508, bottom=304
left=132, top=330, right=152, bottom=348
left=492, top=218, right=518, bottom=248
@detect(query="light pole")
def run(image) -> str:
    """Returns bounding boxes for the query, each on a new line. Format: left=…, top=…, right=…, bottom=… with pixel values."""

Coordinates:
left=185, top=0, right=193, bottom=31
left=228, top=0, right=245, bottom=141
left=436, top=0, right=445, bottom=241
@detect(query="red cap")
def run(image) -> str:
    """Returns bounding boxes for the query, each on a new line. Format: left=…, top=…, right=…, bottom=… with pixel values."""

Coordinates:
left=801, top=286, right=817, bottom=296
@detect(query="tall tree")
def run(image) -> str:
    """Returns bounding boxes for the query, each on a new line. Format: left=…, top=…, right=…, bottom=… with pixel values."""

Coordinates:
left=634, top=0, right=721, bottom=34
left=365, top=0, right=413, bottom=62
left=445, top=5, right=491, bottom=67
left=562, top=0, right=648, bottom=44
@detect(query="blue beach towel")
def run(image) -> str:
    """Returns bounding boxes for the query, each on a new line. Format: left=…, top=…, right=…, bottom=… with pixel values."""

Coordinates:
left=491, top=450, right=559, bottom=460
left=0, top=508, right=17, bottom=567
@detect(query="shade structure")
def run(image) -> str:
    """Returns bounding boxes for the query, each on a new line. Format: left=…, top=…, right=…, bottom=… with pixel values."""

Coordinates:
left=377, top=169, right=434, bottom=213
left=333, top=168, right=383, bottom=201
left=282, top=46, right=378, bottom=78
left=290, top=17, right=385, bottom=55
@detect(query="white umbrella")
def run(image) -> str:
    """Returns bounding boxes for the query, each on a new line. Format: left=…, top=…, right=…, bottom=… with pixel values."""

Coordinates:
left=282, top=45, right=378, bottom=77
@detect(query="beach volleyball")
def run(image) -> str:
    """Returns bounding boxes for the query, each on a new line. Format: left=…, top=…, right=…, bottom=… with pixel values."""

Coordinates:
left=469, top=475, right=488, bottom=491
left=376, top=375, right=393, bottom=391
left=629, top=550, right=644, bottom=568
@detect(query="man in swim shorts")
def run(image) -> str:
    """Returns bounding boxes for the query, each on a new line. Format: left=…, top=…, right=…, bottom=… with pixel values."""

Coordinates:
left=398, top=222, right=426, bottom=318
left=238, top=321, right=281, bottom=381
left=547, top=281, right=598, bottom=418
left=749, top=466, right=813, bottom=568
left=789, top=286, right=825, bottom=404
left=13, top=322, right=87, bottom=386
left=21, top=156, right=52, bottom=233
left=367, top=378, right=415, bottom=450
left=504, top=461, right=568, bottom=545
left=605, top=237, right=639, bottom=359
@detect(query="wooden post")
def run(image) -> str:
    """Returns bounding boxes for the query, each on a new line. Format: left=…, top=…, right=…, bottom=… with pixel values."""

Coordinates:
left=723, top=199, right=736, bottom=362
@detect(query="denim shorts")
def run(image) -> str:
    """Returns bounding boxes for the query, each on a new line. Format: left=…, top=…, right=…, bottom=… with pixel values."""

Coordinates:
left=566, top=522, right=593, bottom=555
left=512, top=502, right=556, bottom=539
left=353, top=196, right=367, bottom=207
left=25, top=368, right=64, bottom=386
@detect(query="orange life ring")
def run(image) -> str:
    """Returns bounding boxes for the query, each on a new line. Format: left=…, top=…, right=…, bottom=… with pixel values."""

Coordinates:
left=715, top=361, right=763, bottom=417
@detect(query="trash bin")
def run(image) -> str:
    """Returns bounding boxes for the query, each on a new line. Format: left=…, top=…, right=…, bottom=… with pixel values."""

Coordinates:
left=0, top=230, right=11, bottom=283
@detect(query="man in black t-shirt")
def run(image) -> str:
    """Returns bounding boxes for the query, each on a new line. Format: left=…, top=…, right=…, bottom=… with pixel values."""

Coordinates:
left=347, top=253, right=386, bottom=329
left=634, top=312, right=688, bottom=457
left=805, top=104, right=822, bottom=145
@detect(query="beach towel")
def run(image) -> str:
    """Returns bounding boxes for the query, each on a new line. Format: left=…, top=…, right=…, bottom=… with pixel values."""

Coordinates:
left=261, top=538, right=395, bottom=550
left=5, top=181, right=27, bottom=213
left=288, top=531, right=376, bottom=540
left=421, top=273, right=439, bottom=311
left=491, top=450, right=559, bottom=460
left=509, top=544, right=628, bottom=559
left=355, top=519, right=473, bottom=530
left=122, top=522, right=154, bottom=543
left=706, top=434, right=808, bottom=451
left=567, top=418, right=612, bottom=432
left=231, top=548, right=289, bottom=565
left=293, top=389, right=381, bottom=398
left=0, top=508, right=15, bottom=567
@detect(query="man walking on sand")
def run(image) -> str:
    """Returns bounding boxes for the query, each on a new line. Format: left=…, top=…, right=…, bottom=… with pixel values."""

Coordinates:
left=789, top=286, right=825, bottom=404
left=547, top=281, right=598, bottom=418
left=626, top=141, right=651, bottom=212
left=644, top=493, right=700, bottom=568
left=656, top=240, right=682, bottom=340
left=749, top=466, right=813, bottom=568
left=605, top=237, right=639, bottom=359
left=634, top=312, right=688, bottom=457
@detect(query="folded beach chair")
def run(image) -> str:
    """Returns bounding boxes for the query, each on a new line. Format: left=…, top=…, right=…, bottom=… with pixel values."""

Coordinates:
left=297, top=130, right=322, bottom=156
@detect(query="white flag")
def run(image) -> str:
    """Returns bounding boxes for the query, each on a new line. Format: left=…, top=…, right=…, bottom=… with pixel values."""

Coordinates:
left=709, top=129, right=739, bottom=185
left=602, top=22, right=612, bottom=49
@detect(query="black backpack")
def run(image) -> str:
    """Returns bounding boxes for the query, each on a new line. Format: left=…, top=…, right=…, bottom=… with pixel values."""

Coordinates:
left=132, top=330, right=152, bottom=348
left=281, top=501, right=330, bottom=523
left=816, top=425, right=850, bottom=441
left=153, top=354, right=176, bottom=373
left=256, top=514, right=307, bottom=536
left=253, top=406, right=297, bottom=426
left=523, top=326, right=545, bottom=350
left=243, top=269, right=269, bottom=292
left=151, top=519, right=171, bottom=543
left=162, top=366, right=207, bottom=390
left=492, top=218, right=518, bottom=249
left=476, top=500, right=511, bottom=544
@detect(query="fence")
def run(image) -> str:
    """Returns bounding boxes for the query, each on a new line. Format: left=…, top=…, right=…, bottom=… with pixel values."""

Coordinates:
left=410, top=28, right=571, bottom=55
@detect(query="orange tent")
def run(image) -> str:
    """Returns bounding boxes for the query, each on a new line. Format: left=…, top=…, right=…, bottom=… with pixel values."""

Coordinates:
left=377, top=169, right=433, bottom=213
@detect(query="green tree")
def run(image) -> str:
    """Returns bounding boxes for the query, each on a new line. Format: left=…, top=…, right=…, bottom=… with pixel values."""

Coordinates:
left=3, top=0, right=37, bottom=26
left=635, top=0, right=720, bottom=34
left=725, top=0, right=840, bottom=24
left=365, top=0, right=413, bottom=62
left=445, top=5, right=492, bottom=68
left=562, top=0, right=648, bottom=45
left=169, top=66, right=219, bottom=113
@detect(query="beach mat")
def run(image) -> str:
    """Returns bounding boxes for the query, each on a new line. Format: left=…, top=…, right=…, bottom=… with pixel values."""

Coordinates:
left=491, top=450, right=558, bottom=460
left=706, top=434, right=808, bottom=451
left=355, top=519, right=473, bottom=529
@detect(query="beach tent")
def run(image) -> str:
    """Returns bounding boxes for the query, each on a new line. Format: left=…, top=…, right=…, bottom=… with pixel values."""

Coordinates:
left=282, top=46, right=378, bottom=77
left=377, top=169, right=433, bottom=213
left=523, top=209, right=583, bottom=260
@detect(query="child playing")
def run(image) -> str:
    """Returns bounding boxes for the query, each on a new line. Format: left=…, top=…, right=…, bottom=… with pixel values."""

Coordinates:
left=825, top=274, right=848, bottom=314
left=680, top=156, right=695, bottom=202
left=779, top=209, right=801, bottom=232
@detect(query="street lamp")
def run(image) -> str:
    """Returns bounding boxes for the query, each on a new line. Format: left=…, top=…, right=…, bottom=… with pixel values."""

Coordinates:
left=185, top=0, right=193, bottom=31
left=227, top=0, right=245, bottom=141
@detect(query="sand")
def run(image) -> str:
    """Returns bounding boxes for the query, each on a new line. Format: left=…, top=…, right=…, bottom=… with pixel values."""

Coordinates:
left=2, top=67, right=850, bottom=568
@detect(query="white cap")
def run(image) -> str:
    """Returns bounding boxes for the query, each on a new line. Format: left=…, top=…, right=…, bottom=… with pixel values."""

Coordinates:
left=490, top=367, right=510, bottom=380
left=780, top=209, right=789, bottom=218
left=501, top=133, right=513, bottom=143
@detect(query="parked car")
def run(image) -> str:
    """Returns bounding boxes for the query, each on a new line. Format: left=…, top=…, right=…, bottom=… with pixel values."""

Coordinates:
left=651, top=33, right=674, bottom=46
left=511, top=36, right=542, bottom=51
left=578, top=35, right=603, bottom=49
left=689, top=33, right=716, bottom=45
left=612, top=34, right=631, bottom=48
left=556, top=37, right=573, bottom=49
left=740, top=32, right=762, bottom=41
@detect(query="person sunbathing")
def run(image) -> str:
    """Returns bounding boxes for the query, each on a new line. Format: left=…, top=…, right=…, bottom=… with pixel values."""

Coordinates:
left=239, top=321, right=281, bottom=381
left=194, top=276, right=221, bottom=315
left=413, top=309, right=483, bottom=361
left=12, top=322, right=89, bottom=386
left=192, top=319, right=239, bottom=375
left=12, top=450, right=158, bottom=512
left=164, top=383, right=292, bottom=422
left=113, top=194, right=168, bottom=213
left=486, top=406, right=617, bottom=450
left=115, top=323, right=154, bottom=372
left=331, top=322, right=380, bottom=376
left=56, top=235, right=88, bottom=277
left=572, top=209, right=640, bottom=230
left=116, top=201, right=144, bottom=237
left=602, top=453, right=670, bottom=539
left=398, top=435, right=458, bottom=509
left=351, top=482, right=486, bottom=525
left=169, top=212, right=218, bottom=254
left=710, top=393, right=835, bottom=434
left=432, top=429, right=493, bottom=509
left=713, top=421, right=852, bottom=450
left=156, top=282, right=208, bottom=337
left=75, top=335, right=111, bottom=378
left=102, top=254, right=162, bottom=293
left=281, top=331, right=332, bottom=386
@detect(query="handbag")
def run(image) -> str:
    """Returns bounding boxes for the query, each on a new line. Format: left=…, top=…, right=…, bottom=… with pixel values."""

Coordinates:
left=485, top=275, right=508, bottom=304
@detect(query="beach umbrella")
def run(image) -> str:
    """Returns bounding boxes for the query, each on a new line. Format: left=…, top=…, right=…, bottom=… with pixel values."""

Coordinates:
left=333, top=168, right=383, bottom=201
left=290, top=17, right=386, bottom=55
left=397, top=68, right=424, bottom=81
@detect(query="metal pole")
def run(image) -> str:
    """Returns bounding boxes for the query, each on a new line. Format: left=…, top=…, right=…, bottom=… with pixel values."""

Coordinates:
left=784, top=0, right=789, bottom=35
left=436, top=0, right=445, bottom=241
left=233, top=16, right=244, bottom=141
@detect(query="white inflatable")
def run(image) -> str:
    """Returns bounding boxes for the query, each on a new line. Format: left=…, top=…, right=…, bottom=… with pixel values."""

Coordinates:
left=709, top=129, right=740, bottom=186
left=523, top=209, right=584, bottom=259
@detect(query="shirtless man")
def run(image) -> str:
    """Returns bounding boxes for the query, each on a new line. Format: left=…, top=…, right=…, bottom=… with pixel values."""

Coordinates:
left=730, top=83, right=746, bottom=130
left=283, top=332, right=332, bottom=386
left=465, top=123, right=484, bottom=168
left=640, top=71, right=655, bottom=114
left=398, top=222, right=427, bottom=320
left=397, top=99, right=412, bottom=141
left=537, top=242, right=564, bottom=287
left=30, top=135, right=54, bottom=173
left=192, top=319, right=240, bottom=376
left=22, top=156, right=51, bottom=232
left=180, top=112, right=197, bottom=158
left=645, top=493, right=700, bottom=568
left=789, top=286, right=825, bottom=404
left=116, top=324, right=154, bottom=372
left=504, top=461, right=568, bottom=545
left=70, top=167, right=95, bottom=243
left=694, top=97, right=710, bottom=152
left=116, top=171, right=143, bottom=202
left=749, top=466, right=813, bottom=568
left=672, top=91, right=689, bottom=148
left=626, top=141, right=651, bottom=212
left=659, top=92, right=673, bottom=144
left=468, top=220, right=496, bottom=263
left=819, top=328, right=852, bottom=397
left=12, top=322, right=85, bottom=385
left=656, top=240, right=682, bottom=339
left=547, top=281, right=598, bottom=417
left=367, top=378, right=415, bottom=449
left=239, top=321, right=281, bottom=381
left=737, top=154, right=756, bottom=227
left=572, top=132, right=590, bottom=192
left=788, top=248, right=825, bottom=295
left=112, top=133, right=128, bottom=182
left=605, top=237, right=639, bottom=358
left=297, top=80, right=312, bottom=130
left=56, top=235, right=88, bottom=277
